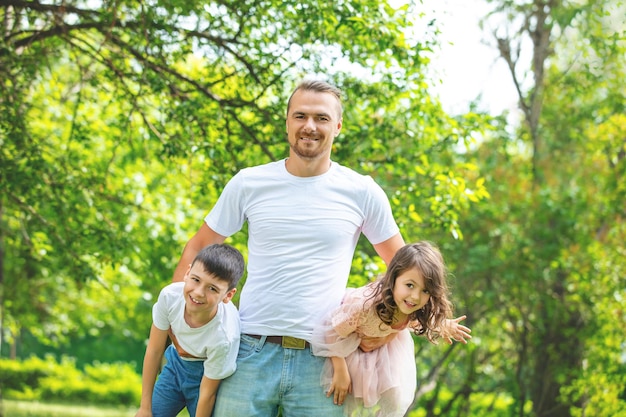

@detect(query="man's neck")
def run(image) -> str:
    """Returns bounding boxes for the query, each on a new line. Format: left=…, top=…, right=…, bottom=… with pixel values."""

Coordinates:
left=285, top=155, right=332, bottom=177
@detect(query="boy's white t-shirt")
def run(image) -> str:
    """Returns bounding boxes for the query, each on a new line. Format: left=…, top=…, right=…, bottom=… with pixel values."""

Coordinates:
left=153, top=282, right=240, bottom=380
left=205, top=159, right=399, bottom=340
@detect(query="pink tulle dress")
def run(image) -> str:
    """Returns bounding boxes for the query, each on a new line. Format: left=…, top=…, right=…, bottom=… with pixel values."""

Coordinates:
left=312, top=285, right=417, bottom=417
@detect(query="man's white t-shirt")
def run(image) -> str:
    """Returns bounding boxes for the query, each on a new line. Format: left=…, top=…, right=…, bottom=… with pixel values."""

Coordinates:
left=205, top=159, right=399, bottom=340
left=153, top=282, right=240, bottom=380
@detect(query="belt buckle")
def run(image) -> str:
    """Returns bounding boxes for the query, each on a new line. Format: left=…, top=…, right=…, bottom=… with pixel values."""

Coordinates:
left=281, top=336, right=306, bottom=349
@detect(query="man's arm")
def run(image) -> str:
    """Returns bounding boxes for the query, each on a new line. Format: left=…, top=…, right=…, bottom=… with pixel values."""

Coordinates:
left=372, top=233, right=405, bottom=266
left=358, top=332, right=399, bottom=353
left=195, top=376, right=221, bottom=417
left=135, top=325, right=169, bottom=417
left=358, top=233, right=405, bottom=353
left=172, top=223, right=226, bottom=282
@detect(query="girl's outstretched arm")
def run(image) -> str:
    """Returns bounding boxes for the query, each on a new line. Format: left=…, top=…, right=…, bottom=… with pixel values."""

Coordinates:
left=442, top=315, right=472, bottom=345
left=327, top=356, right=352, bottom=406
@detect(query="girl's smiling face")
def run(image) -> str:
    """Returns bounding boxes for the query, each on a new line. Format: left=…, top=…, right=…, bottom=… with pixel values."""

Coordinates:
left=392, top=267, right=431, bottom=318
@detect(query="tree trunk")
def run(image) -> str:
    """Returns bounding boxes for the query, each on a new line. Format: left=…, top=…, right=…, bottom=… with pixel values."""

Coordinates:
left=0, top=203, right=4, bottom=417
left=493, top=2, right=583, bottom=416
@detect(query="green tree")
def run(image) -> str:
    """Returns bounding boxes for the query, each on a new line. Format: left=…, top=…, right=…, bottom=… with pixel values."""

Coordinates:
left=433, top=1, right=626, bottom=416
left=0, top=3, right=489, bottom=414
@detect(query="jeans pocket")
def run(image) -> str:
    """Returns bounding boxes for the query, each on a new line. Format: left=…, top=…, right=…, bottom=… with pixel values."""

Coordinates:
left=237, top=334, right=262, bottom=359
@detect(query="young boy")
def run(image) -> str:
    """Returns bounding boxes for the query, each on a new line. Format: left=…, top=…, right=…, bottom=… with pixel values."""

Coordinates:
left=135, top=244, right=244, bottom=417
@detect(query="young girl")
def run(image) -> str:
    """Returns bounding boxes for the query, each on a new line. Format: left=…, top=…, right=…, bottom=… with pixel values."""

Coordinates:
left=312, top=241, right=471, bottom=417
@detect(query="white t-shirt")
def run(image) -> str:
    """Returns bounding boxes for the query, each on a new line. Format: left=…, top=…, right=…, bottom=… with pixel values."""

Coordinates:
left=153, top=282, right=240, bottom=380
left=205, top=159, right=399, bottom=340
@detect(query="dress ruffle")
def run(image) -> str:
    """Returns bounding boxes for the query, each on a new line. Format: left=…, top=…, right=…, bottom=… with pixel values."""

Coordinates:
left=312, top=287, right=417, bottom=416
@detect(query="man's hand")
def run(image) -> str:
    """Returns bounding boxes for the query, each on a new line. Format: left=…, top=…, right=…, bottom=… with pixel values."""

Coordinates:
left=358, top=333, right=398, bottom=352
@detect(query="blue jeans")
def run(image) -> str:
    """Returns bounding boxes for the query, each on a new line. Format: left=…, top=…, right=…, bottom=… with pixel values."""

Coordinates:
left=152, top=344, right=203, bottom=417
left=213, top=334, right=345, bottom=417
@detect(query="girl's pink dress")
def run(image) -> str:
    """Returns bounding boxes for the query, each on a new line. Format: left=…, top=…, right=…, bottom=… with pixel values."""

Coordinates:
left=312, top=285, right=417, bottom=417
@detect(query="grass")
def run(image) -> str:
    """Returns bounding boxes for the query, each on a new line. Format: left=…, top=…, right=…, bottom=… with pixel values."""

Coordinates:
left=1, top=399, right=190, bottom=417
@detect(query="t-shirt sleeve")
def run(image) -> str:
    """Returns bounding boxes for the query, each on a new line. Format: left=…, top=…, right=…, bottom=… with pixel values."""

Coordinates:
left=202, top=337, right=240, bottom=380
left=204, top=171, right=246, bottom=237
left=152, top=285, right=174, bottom=331
left=360, top=176, right=400, bottom=245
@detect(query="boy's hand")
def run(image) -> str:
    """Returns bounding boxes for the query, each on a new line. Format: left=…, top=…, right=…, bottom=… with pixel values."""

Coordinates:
left=135, top=408, right=152, bottom=417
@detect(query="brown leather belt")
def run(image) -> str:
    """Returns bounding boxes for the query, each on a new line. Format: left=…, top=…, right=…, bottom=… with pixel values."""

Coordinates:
left=246, top=334, right=310, bottom=349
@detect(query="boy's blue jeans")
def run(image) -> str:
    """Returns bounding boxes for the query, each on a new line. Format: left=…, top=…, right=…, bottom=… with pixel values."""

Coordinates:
left=213, top=334, right=344, bottom=417
left=152, top=344, right=203, bottom=417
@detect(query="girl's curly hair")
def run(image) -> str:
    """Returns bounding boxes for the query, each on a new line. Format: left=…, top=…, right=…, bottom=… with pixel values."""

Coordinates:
left=365, top=241, right=454, bottom=343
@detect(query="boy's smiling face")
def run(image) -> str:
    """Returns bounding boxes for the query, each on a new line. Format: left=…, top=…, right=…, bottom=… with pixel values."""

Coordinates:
left=183, top=262, right=236, bottom=321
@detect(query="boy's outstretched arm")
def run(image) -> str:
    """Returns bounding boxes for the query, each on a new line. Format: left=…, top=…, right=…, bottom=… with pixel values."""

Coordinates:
left=196, top=376, right=221, bottom=417
left=136, top=325, right=169, bottom=417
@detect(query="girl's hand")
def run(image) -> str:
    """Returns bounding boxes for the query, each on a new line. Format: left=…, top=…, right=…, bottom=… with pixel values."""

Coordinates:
left=327, top=367, right=352, bottom=406
left=443, top=315, right=472, bottom=345
left=327, top=357, right=352, bottom=406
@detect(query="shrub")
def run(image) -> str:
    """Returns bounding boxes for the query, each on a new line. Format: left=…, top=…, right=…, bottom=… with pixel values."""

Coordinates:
left=0, top=355, right=141, bottom=406
left=0, top=356, right=53, bottom=392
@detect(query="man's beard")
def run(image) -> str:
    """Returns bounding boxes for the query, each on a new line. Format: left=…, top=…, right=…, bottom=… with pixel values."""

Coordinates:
left=289, top=140, right=327, bottom=160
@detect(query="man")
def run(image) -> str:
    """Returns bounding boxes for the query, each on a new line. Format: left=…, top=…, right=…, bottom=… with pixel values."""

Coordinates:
left=172, top=79, right=405, bottom=416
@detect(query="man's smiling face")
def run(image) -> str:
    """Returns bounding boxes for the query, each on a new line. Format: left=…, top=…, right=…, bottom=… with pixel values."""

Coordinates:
left=285, top=89, right=342, bottom=161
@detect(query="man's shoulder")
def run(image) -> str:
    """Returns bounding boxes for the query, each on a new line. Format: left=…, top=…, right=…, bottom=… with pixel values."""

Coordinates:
left=331, top=161, right=368, bottom=176
left=330, top=162, right=377, bottom=187
left=240, top=159, right=284, bottom=176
